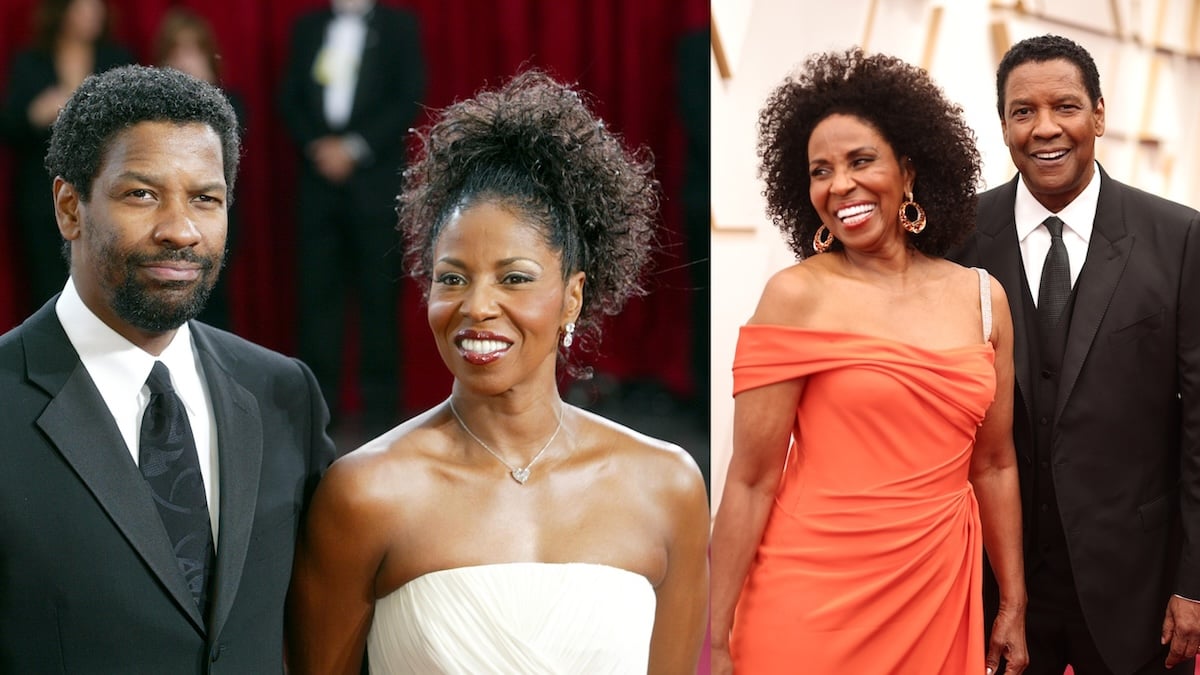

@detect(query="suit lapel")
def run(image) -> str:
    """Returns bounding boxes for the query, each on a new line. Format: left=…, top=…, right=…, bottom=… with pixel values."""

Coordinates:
left=976, top=178, right=1035, bottom=423
left=192, top=325, right=263, bottom=640
left=307, top=9, right=336, bottom=101
left=25, top=305, right=206, bottom=632
left=1056, top=170, right=1133, bottom=419
left=348, top=10, right=382, bottom=122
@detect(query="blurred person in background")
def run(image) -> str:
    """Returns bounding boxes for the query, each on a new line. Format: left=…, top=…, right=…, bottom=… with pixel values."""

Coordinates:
left=279, top=0, right=424, bottom=437
left=2, top=0, right=131, bottom=313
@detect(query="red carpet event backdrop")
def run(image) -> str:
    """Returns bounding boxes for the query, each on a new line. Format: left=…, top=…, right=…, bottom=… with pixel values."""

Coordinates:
left=0, top=0, right=707, bottom=411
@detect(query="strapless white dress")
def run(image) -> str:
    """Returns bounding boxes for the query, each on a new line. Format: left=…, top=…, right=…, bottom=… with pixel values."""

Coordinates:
left=366, top=562, right=656, bottom=674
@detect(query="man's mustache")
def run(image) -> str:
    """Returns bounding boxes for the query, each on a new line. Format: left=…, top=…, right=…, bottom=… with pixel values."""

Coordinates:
left=128, top=249, right=217, bottom=271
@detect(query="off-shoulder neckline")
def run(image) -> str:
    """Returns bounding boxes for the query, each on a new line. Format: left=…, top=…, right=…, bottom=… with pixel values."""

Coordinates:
left=741, top=325, right=995, bottom=356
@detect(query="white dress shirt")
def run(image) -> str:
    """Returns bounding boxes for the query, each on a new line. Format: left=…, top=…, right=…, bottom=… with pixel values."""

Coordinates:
left=1015, top=162, right=1101, bottom=303
left=317, top=9, right=368, bottom=129
left=55, top=279, right=220, bottom=542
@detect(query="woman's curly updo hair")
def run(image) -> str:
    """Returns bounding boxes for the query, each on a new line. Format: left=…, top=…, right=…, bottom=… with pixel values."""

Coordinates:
left=398, top=69, right=659, bottom=371
left=758, top=48, right=981, bottom=258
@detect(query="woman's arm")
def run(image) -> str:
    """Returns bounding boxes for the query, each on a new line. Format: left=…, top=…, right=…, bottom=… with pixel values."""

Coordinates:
left=969, top=277, right=1028, bottom=675
left=710, top=271, right=809, bottom=673
left=710, top=379, right=802, bottom=673
left=285, top=456, right=387, bottom=675
left=646, top=447, right=711, bottom=674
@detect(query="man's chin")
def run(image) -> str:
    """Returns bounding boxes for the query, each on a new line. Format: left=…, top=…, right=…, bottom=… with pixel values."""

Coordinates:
left=113, top=286, right=214, bottom=333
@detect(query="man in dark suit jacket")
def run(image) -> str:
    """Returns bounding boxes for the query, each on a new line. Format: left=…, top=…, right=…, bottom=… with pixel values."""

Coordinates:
left=956, top=35, right=1200, bottom=674
left=0, top=65, right=336, bottom=672
left=279, top=0, right=425, bottom=437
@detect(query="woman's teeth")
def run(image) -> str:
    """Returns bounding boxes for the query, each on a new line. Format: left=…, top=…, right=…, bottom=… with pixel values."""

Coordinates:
left=461, top=338, right=508, bottom=354
left=837, top=204, right=875, bottom=225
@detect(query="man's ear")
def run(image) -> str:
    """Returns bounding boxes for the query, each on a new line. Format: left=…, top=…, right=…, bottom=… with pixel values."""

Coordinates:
left=53, top=177, right=83, bottom=242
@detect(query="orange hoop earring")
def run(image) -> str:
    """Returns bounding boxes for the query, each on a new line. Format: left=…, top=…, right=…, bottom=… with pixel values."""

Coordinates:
left=899, top=192, right=926, bottom=234
left=813, top=225, right=834, bottom=253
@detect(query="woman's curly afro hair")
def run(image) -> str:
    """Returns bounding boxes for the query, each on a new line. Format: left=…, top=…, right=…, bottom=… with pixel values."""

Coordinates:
left=397, top=69, right=659, bottom=368
left=758, top=48, right=981, bottom=258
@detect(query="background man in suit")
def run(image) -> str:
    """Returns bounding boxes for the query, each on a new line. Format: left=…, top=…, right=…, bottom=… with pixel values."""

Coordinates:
left=956, top=34, right=1200, bottom=674
left=279, top=0, right=424, bottom=438
left=0, top=65, right=336, bottom=672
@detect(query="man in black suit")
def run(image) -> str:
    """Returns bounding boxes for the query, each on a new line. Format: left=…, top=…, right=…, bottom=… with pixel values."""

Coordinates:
left=280, top=0, right=425, bottom=437
left=0, top=65, right=336, bottom=673
left=956, top=34, right=1200, bottom=674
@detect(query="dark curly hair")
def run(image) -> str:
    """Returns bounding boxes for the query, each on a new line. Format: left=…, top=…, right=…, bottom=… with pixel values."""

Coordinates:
left=45, top=64, right=241, bottom=204
left=996, top=34, right=1102, bottom=118
left=398, top=69, right=659, bottom=368
left=758, top=48, right=981, bottom=258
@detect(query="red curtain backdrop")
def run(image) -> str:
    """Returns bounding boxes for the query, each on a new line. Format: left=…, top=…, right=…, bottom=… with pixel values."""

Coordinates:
left=0, top=0, right=708, bottom=412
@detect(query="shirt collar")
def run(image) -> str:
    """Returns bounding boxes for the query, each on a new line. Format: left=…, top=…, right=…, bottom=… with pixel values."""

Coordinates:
left=55, top=277, right=197, bottom=400
left=1014, top=161, right=1101, bottom=244
left=332, top=0, right=374, bottom=18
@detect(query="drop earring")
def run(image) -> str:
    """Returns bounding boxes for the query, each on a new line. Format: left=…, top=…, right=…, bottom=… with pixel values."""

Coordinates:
left=813, top=225, right=834, bottom=253
left=561, top=322, right=576, bottom=349
left=899, top=191, right=927, bottom=234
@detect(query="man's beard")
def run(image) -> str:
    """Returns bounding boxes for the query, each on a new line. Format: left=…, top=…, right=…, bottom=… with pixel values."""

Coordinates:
left=96, top=234, right=224, bottom=333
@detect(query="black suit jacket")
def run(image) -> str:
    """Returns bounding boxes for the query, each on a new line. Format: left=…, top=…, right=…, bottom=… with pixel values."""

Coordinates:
left=0, top=299, right=336, bottom=673
left=278, top=5, right=424, bottom=207
left=957, top=167, right=1200, bottom=673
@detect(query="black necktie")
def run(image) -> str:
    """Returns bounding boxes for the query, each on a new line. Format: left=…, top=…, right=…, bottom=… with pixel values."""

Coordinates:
left=140, top=361, right=214, bottom=615
left=1038, top=216, right=1071, bottom=332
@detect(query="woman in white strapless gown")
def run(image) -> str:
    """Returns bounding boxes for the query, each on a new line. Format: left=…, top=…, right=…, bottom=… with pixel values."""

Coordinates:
left=285, top=70, right=709, bottom=675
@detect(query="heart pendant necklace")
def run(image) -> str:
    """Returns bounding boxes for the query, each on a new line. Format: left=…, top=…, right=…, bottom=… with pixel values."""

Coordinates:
left=448, top=398, right=564, bottom=485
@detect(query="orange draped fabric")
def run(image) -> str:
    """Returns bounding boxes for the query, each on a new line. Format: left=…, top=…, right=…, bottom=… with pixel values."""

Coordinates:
left=730, top=325, right=995, bottom=674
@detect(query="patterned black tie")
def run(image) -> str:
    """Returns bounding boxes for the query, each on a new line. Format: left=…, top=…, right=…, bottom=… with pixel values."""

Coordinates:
left=140, top=361, right=214, bottom=615
left=1038, top=216, right=1071, bottom=332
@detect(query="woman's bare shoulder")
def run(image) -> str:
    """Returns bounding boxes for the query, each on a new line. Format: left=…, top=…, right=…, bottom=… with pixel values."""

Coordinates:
left=314, top=408, right=450, bottom=519
left=750, top=259, right=830, bottom=326
left=933, top=257, right=1005, bottom=293
left=576, top=409, right=707, bottom=505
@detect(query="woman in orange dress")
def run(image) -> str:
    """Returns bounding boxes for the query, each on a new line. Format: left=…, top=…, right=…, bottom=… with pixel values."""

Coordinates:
left=710, top=49, right=1029, bottom=674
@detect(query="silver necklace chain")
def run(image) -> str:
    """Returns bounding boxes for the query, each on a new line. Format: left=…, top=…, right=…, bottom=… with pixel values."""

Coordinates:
left=448, top=398, right=564, bottom=485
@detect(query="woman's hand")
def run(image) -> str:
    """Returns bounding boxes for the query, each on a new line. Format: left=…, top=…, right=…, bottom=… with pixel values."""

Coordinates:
left=28, top=86, right=70, bottom=128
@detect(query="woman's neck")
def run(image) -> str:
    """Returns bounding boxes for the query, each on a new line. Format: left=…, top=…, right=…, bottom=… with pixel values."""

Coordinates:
left=840, top=240, right=926, bottom=280
left=448, top=385, right=567, bottom=461
left=55, top=39, right=95, bottom=90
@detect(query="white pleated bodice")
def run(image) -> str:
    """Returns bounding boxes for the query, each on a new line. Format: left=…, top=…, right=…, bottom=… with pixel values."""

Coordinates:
left=366, top=562, right=656, bottom=674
